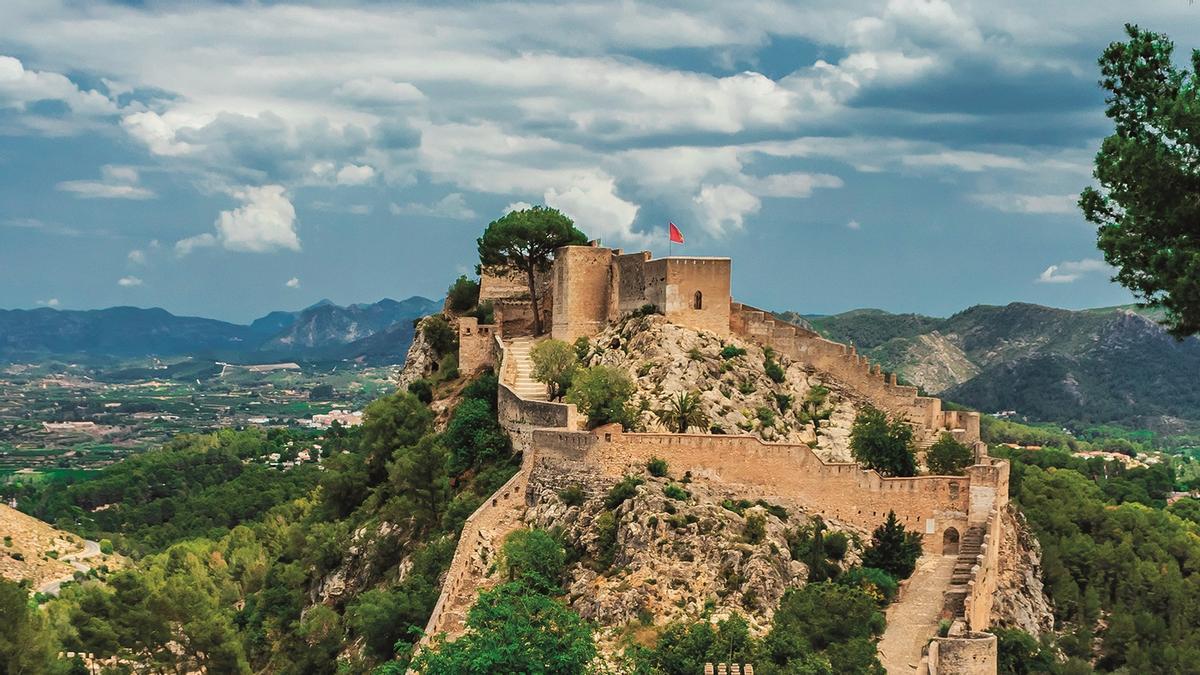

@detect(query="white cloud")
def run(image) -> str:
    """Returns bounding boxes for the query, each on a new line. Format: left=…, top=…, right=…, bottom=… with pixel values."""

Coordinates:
left=336, top=164, right=376, bottom=186
left=36, top=298, right=60, bottom=307
left=56, top=165, right=154, bottom=200
left=972, top=193, right=1078, bottom=215
left=0, top=55, right=116, bottom=118
left=1036, top=258, right=1108, bottom=284
left=503, top=201, right=533, bottom=215
left=175, top=233, right=216, bottom=256
left=390, top=193, right=477, bottom=220
left=334, top=77, right=425, bottom=105
left=544, top=174, right=643, bottom=245
left=117, top=276, right=143, bottom=287
left=693, top=184, right=760, bottom=237
left=746, top=172, right=843, bottom=198
left=285, top=277, right=300, bottom=288
left=176, top=185, right=300, bottom=255
left=127, top=248, right=146, bottom=264
left=846, top=219, right=861, bottom=230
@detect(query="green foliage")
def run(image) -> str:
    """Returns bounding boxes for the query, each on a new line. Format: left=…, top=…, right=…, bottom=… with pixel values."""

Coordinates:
left=631, top=304, right=662, bottom=318
left=1010, top=457, right=1200, bottom=671
left=565, top=365, right=636, bottom=429
left=572, top=336, right=591, bottom=362
left=758, top=582, right=886, bottom=674
left=592, top=511, right=619, bottom=571
left=663, top=484, right=690, bottom=501
left=309, top=383, right=335, bottom=400
left=861, top=511, right=923, bottom=581
left=383, top=435, right=451, bottom=534
left=646, top=457, right=669, bottom=477
left=763, top=349, right=786, bottom=384
left=640, top=614, right=755, bottom=675
left=0, top=579, right=62, bottom=674
left=849, top=405, right=917, bottom=477
left=460, top=369, right=499, bottom=410
left=926, top=433, right=974, bottom=475
left=558, top=484, right=585, bottom=507
left=720, top=344, right=747, bottom=359
left=413, top=581, right=595, bottom=674
left=443, top=397, right=511, bottom=474
left=655, top=391, right=708, bottom=434
left=605, top=476, right=643, bottom=510
left=98, top=538, right=113, bottom=555
left=477, top=206, right=588, bottom=335
left=1168, top=496, right=1200, bottom=524
left=787, top=517, right=841, bottom=582
left=421, top=316, right=457, bottom=356
left=836, top=566, right=898, bottom=605
left=1079, top=25, right=1200, bottom=337
left=446, top=275, right=481, bottom=312
left=797, top=386, right=832, bottom=435
left=994, top=627, right=1057, bottom=675
left=407, top=378, right=433, bottom=404
left=744, top=512, right=766, bottom=544
left=361, top=392, right=434, bottom=483
left=347, top=537, right=454, bottom=661
left=500, top=529, right=566, bottom=592
left=320, top=449, right=370, bottom=518
left=530, top=339, right=578, bottom=400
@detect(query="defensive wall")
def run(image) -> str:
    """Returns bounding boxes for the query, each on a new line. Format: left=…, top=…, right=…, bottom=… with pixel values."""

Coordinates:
left=527, top=426, right=1007, bottom=553
left=925, top=631, right=998, bottom=675
left=730, top=302, right=982, bottom=448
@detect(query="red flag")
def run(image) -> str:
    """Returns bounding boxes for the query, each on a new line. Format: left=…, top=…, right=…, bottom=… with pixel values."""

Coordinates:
left=668, top=222, right=684, bottom=244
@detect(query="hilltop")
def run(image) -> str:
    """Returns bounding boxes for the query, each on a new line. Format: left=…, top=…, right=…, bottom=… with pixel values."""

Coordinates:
left=0, top=503, right=87, bottom=590
left=802, top=302, right=1200, bottom=431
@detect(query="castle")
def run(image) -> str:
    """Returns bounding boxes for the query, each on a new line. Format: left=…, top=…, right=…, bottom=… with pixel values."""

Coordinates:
left=440, top=241, right=1008, bottom=674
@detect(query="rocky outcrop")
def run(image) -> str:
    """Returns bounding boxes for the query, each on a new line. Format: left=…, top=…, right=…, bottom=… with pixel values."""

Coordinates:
left=579, top=314, right=860, bottom=461
left=990, top=505, right=1055, bottom=636
left=525, top=471, right=862, bottom=643
left=396, top=316, right=441, bottom=390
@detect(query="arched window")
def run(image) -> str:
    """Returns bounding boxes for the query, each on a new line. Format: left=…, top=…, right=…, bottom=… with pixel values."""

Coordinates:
left=694, top=290, right=703, bottom=310
left=942, top=527, right=960, bottom=556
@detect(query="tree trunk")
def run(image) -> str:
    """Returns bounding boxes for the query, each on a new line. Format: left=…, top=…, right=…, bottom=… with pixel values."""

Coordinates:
left=526, top=264, right=542, bottom=335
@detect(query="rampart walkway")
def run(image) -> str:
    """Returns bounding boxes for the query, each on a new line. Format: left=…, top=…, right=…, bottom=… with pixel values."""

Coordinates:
left=878, top=555, right=957, bottom=673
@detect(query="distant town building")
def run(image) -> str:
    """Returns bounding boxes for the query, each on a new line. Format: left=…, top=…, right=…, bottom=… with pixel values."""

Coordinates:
left=307, top=409, right=363, bottom=428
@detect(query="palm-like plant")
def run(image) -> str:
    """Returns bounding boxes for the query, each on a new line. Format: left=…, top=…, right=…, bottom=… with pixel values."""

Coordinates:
left=797, top=385, right=833, bottom=436
left=655, top=391, right=709, bottom=434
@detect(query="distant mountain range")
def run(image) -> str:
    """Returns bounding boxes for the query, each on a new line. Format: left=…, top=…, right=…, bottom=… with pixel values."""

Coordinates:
left=0, top=297, right=441, bottom=364
left=789, top=303, right=1200, bottom=430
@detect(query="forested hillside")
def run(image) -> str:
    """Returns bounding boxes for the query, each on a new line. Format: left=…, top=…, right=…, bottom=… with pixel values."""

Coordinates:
left=802, top=303, right=1200, bottom=432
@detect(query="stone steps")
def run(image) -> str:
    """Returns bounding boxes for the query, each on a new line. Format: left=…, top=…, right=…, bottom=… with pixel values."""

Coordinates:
left=507, top=338, right=548, bottom=401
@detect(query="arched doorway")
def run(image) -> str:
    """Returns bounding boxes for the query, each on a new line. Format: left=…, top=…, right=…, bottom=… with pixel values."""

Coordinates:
left=694, top=290, right=703, bottom=309
left=942, top=527, right=960, bottom=556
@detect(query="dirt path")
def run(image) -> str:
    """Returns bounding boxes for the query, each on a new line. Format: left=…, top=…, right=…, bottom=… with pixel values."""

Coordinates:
left=877, top=554, right=957, bottom=674
left=38, top=539, right=102, bottom=595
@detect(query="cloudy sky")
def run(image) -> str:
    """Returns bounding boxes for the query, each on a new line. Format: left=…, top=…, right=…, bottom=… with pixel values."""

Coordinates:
left=1, top=0, right=1196, bottom=323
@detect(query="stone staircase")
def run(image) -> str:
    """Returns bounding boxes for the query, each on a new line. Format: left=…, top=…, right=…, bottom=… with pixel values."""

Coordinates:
left=507, top=337, right=548, bottom=401
left=942, top=525, right=987, bottom=619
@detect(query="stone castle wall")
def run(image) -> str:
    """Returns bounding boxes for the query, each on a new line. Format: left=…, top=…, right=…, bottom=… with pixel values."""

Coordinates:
left=529, top=427, right=1005, bottom=552
left=552, top=245, right=615, bottom=342
left=457, top=317, right=496, bottom=376
left=730, top=302, right=981, bottom=447
left=927, top=632, right=997, bottom=675
left=645, top=257, right=731, bottom=336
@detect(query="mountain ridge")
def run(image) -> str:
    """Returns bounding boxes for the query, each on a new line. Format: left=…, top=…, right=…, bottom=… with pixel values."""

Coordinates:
left=0, top=296, right=441, bottom=363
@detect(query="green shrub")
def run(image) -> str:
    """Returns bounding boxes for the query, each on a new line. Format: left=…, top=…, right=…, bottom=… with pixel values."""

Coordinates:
left=446, top=275, right=481, bottom=312
left=720, top=344, right=747, bottom=359
left=573, top=336, right=591, bottom=362
left=861, top=511, right=923, bottom=580
left=926, top=433, right=974, bottom=475
left=422, top=315, right=457, bottom=355
left=593, top=511, right=619, bottom=571
left=407, top=379, right=433, bottom=404
left=558, top=485, right=585, bottom=507
left=566, top=365, right=637, bottom=429
left=632, top=304, right=661, bottom=318
left=663, top=484, right=689, bottom=501
left=764, top=359, right=785, bottom=384
left=744, top=513, right=767, bottom=544
left=755, top=406, right=776, bottom=427
left=605, top=476, right=643, bottom=510
left=687, top=347, right=704, bottom=361
left=530, top=339, right=578, bottom=400
left=501, top=529, right=566, bottom=592
left=838, top=566, right=899, bottom=605
left=850, top=405, right=917, bottom=477
left=647, top=457, right=669, bottom=477
left=98, top=539, right=114, bottom=555
left=467, top=300, right=495, bottom=325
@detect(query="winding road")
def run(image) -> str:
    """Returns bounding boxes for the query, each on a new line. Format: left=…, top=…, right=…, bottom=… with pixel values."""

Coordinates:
left=37, top=539, right=102, bottom=595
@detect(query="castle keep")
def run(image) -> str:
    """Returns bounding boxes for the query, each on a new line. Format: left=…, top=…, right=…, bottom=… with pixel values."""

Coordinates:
left=443, top=241, right=1008, bottom=674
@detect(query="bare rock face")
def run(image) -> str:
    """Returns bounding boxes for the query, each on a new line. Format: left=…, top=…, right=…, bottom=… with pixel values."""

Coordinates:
left=991, top=505, right=1055, bottom=635
left=311, top=521, right=409, bottom=607
left=396, top=316, right=440, bottom=390
left=579, top=315, right=861, bottom=462
left=525, top=471, right=861, bottom=648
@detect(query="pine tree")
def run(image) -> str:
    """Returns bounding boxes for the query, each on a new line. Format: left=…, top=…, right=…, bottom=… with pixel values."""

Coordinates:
left=862, top=510, right=923, bottom=580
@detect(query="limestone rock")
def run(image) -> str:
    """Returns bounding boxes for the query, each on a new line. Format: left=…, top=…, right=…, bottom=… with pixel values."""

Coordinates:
left=991, top=505, right=1055, bottom=635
